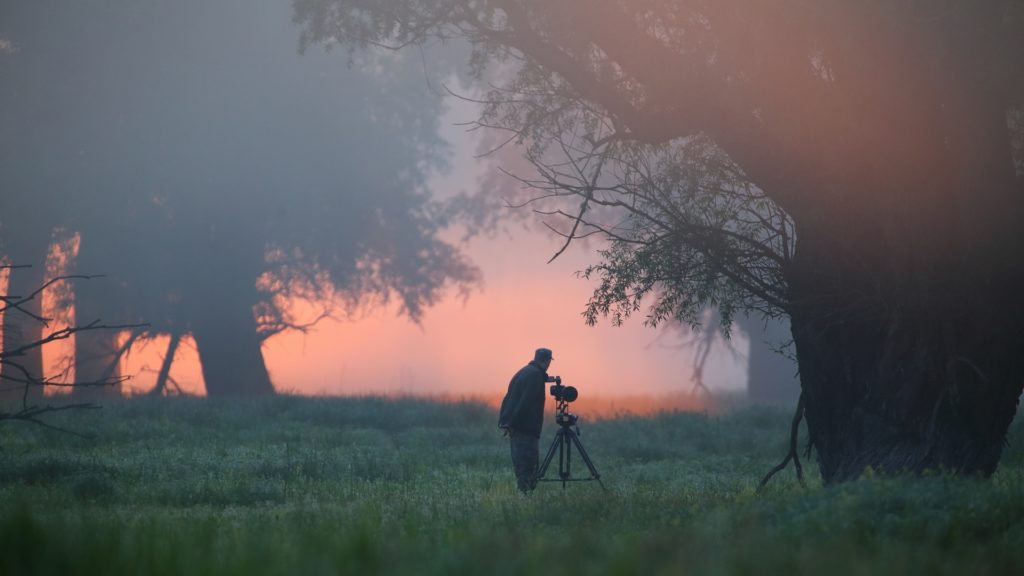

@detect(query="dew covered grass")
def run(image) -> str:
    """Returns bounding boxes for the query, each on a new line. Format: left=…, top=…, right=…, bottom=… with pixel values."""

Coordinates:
left=1, top=395, right=1023, bottom=575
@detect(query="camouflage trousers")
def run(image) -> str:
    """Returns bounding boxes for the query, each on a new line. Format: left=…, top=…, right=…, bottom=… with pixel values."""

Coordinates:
left=509, top=432, right=539, bottom=493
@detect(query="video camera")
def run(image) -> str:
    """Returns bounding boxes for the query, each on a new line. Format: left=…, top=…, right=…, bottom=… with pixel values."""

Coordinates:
left=546, top=375, right=579, bottom=426
left=546, top=375, right=578, bottom=403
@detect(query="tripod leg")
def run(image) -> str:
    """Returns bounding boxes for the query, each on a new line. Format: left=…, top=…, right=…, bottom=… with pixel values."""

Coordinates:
left=568, top=430, right=607, bottom=490
left=559, top=431, right=569, bottom=488
left=536, top=429, right=563, bottom=482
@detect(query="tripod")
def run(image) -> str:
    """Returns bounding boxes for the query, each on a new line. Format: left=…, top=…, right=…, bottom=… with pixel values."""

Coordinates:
left=536, top=402, right=606, bottom=489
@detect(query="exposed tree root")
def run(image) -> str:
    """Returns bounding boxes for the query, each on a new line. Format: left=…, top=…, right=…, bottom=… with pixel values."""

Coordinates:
left=758, top=391, right=806, bottom=490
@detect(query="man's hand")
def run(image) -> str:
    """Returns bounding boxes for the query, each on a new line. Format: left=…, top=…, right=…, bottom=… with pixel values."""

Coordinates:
left=499, top=425, right=511, bottom=437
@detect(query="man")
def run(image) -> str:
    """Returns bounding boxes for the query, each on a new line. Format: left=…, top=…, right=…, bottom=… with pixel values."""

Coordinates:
left=498, top=347, right=553, bottom=493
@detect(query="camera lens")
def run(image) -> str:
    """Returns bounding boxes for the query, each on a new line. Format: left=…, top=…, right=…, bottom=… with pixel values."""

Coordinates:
left=561, top=386, right=578, bottom=403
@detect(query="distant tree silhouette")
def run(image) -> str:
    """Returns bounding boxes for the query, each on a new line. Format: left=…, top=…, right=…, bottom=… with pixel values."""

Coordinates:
left=295, top=0, right=1024, bottom=482
left=652, top=312, right=798, bottom=405
left=0, top=264, right=141, bottom=427
left=0, top=234, right=49, bottom=405
left=737, top=316, right=798, bottom=407
left=0, top=0, right=479, bottom=396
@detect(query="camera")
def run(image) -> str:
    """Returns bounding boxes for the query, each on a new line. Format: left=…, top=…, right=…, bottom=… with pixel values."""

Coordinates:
left=546, top=375, right=578, bottom=403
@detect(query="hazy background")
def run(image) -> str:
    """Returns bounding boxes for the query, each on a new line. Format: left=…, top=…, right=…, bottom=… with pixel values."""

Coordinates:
left=117, top=100, right=751, bottom=403
left=0, top=0, right=760, bottom=411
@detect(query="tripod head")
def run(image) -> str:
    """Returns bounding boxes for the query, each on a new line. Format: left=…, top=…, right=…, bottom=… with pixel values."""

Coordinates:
left=554, top=399, right=579, bottom=427
left=547, top=375, right=577, bottom=403
left=548, top=375, right=579, bottom=427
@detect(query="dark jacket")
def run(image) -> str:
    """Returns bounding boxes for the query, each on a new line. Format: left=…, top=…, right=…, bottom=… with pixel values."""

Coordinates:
left=498, top=361, right=547, bottom=438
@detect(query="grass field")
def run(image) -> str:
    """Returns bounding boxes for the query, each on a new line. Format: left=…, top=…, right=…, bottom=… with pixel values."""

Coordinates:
left=1, top=395, right=1023, bottom=575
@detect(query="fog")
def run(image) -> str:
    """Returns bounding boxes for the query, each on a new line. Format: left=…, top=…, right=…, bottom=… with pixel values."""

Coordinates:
left=108, top=98, right=753, bottom=408
left=1, top=0, right=773, bottom=409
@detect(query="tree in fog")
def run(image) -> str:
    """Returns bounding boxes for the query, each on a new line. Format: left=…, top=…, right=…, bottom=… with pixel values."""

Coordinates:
left=296, top=0, right=1024, bottom=482
left=465, top=62, right=800, bottom=407
left=0, top=26, right=57, bottom=399
left=0, top=220, right=51, bottom=404
left=737, top=316, right=798, bottom=406
left=1, top=264, right=141, bottom=415
left=0, top=0, right=478, bottom=396
left=667, top=314, right=797, bottom=406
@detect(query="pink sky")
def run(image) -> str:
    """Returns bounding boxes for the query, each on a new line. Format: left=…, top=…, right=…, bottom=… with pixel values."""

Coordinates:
left=113, top=227, right=748, bottom=405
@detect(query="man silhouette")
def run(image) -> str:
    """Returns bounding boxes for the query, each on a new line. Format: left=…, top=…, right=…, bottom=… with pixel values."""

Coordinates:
left=498, top=348, right=553, bottom=493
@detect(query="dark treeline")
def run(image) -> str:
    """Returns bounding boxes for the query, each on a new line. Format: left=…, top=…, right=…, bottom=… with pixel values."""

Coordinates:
left=0, top=0, right=478, bottom=398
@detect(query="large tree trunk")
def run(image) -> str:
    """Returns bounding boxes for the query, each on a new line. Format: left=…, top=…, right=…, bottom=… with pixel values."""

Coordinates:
left=1, top=255, right=48, bottom=406
left=775, top=33, right=1024, bottom=482
left=789, top=218, right=1024, bottom=483
left=149, top=332, right=181, bottom=396
left=190, top=286, right=274, bottom=397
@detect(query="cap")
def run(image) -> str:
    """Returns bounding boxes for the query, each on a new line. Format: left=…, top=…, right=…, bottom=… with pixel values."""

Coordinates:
left=534, top=348, right=554, bottom=362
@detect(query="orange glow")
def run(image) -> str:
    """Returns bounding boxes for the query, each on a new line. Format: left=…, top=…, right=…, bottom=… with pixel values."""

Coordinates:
left=39, top=234, right=80, bottom=395
left=120, top=333, right=206, bottom=397
left=466, top=390, right=715, bottom=419
left=116, top=229, right=749, bottom=414
left=8, top=221, right=749, bottom=412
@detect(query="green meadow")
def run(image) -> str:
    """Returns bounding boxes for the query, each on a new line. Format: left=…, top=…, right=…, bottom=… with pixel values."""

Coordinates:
left=1, top=395, right=1023, bottom=575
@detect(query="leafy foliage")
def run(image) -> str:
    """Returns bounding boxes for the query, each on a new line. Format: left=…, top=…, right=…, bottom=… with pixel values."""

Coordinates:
left=293, top=0, right=1024, bottom=333
left=292, top=0, right=802, bottom=331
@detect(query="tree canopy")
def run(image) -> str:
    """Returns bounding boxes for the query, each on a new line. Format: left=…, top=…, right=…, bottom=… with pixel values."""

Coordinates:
left=294, top=0, right=1024, bottom=482
left=0, top=0, right=479, bottom=395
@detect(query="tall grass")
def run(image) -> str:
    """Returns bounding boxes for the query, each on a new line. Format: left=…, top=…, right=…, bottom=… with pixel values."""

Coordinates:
left=1, top=395, right=1022, bottom=575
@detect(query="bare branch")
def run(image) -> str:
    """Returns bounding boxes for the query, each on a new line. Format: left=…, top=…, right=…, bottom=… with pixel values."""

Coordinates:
left=1, top=267, right=146, bottom=436
left=0, top=273, right=105, bottom=321
left=1, top=320, right=148, bottom=361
